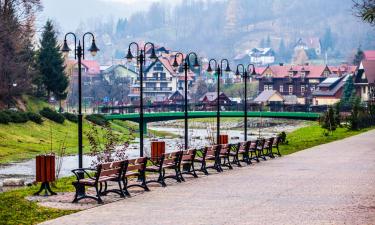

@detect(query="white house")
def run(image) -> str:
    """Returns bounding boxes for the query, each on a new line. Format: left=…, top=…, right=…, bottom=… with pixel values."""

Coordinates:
left=248, top=48, right=275, bottom=66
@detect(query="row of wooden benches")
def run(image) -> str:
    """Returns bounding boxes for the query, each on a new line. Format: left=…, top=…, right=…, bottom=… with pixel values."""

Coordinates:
left=72, top=136, right=281, bottom=204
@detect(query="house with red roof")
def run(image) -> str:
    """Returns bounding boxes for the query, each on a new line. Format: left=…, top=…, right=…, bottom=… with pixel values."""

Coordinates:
left=354, top=60, right=375, bottom=102
left=65, top=60, right=101, bottom=85
left=257, top=64, right=332, bottom=104
left=364, top=50, right=375, bottom=60
left=312, top=75, right=348, bottom=106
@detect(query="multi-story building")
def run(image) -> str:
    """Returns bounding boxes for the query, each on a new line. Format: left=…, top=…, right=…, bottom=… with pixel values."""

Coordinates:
left=354, top=60, right=375, bottom=102
left=257, top=64, right=332, bottom=104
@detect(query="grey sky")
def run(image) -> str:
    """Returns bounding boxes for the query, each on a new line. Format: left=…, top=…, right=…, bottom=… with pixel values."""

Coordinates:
left=38, top=0, right=180, bottom=32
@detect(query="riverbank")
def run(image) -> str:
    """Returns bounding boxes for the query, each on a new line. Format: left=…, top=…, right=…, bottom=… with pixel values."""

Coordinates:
left=0, top=119, right=177, bottom=165
left=1, top=122, right=373, bottom=225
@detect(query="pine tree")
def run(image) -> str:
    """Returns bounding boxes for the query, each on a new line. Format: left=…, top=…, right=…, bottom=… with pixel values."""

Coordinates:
left=38, top=20, right=68, bottom=110
left=353, top=47, right=365, bottom=66
left=341, top=75, right=355, bottom=108
left=321, top=27, right=334, bottom=53
left=278, top=39, right=287, bottom=63
left=266, top=35, right=271, bottom=48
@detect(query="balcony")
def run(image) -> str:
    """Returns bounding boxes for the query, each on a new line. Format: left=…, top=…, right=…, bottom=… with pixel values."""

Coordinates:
left=143, top=87, right=172, bottom=92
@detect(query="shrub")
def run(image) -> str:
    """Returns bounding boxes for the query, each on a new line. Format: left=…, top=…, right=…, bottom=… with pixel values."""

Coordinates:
left=86, top=114, right=108, bottom=126
left=63, top=112, right=78, bottom=123
left=3, top=110, right=29, bottom=123
left=40, top=107, right=65, bottom=124
left=278, top=131, right=288, bottom=144
left=0, top=111, right=11, bottom=124
left=26, top=112, right=43, bottom=124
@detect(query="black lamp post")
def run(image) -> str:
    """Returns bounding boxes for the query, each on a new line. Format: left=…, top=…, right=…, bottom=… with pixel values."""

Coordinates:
left=235, top=64, right=257, bottom=141
left=125, top=42, right=158, bottom=157
left=61, top=32, right=99, bottom=172
left=172, top=52, right=200, bottom=150
left=207, top=59, right=231, bottom=144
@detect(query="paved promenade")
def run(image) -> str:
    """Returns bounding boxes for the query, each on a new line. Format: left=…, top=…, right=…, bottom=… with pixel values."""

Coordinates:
left=42, top=130, right=375, bottom=225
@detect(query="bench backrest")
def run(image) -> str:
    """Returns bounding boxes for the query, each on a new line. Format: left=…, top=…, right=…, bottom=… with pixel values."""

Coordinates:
left=98, top=160, right=125, bottom=177
left=273, top=136, right=280, bottom=147
left=206, top=145, right=219, bottom=157
left=264, top=137, right=274, bottom=148
left=249, top=140, right=257, bottom=150
left=162, top=151, right=183, bottom=165
left=182, top=149, right=196, bottom=161
left=220, top=144, right=230, bottom=154
left=127, top=157, right=147, bottom=172
left=257, top=139, right=265, bottom=149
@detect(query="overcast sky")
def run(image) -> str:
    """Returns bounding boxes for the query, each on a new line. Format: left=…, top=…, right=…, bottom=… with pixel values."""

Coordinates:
left=38, top=0, right=181, bottom=32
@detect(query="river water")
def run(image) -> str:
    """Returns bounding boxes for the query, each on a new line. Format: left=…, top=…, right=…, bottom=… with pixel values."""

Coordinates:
left=0, top=118, right=307, bottom=191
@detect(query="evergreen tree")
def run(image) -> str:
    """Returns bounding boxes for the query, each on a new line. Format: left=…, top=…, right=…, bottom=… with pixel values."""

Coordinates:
left=260, top=38, right=266, bottom=48
left=341, top=75, right=355, bottom=108
left=277, top=39, right=287, bottom=62
left=38, top=20, right=68, bottom=110
left=266, top=35, right=271, bottom=48
left=353, top=47, right=365, bottom=65
left=321, top=27, right=334, bottom=53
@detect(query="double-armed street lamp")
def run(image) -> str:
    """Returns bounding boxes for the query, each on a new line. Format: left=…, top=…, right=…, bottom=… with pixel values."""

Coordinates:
left=206, top=59, right=231, bottom=144
left=172, top=52, right=200, bottom=150
left=235, top=64, right=257, bottom=141
left=125, top=42, right=158, bottom=157
left=61, top=32, right=99, bottom=171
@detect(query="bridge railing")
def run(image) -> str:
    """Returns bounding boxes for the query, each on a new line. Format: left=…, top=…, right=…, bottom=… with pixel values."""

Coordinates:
left=98, top=103, right=324, bottom=115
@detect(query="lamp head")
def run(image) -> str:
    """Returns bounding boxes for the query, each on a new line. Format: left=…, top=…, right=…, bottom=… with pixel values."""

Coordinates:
left=149, top=48, right=158, bottom=62
left=235, top=67, right=240, bottom=76
left=61, top=39, right=71, bottom=56
left=207, top=64, right=213, bottom=73
left=88, top=39, right=99, bottom=57
left=125, top=48, right=134, bottom=62
left=193, top=57, right=200, bottom=69
left=172, top=58, right=179, bottom=69
left=225, top=64, right=231, bottom=72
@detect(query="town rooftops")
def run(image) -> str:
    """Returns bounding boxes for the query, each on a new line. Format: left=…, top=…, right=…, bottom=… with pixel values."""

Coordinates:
left=364, top=50, right=375, bottom=60
left=359, top=60, right=375, bottom=84
left=261, top=64, right=330, bottom=78
left=313, top=75, right=348, bottom=97
left=253, top=90, right=284, bottom=103
left=66, top=59, right=100, bottom=75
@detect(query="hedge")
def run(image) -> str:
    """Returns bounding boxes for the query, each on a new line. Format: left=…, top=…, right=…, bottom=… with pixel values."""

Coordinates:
left=26, top=112, right=43, bottom=124
left=86, top=114, right=108, bottom=126
left=39, top=107, right=65, bottom=124
left=63, top=112, right=78, bottom=123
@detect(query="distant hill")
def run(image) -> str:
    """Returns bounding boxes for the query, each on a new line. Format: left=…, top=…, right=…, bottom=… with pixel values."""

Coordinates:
left=81, top=0, right=375, bottom=64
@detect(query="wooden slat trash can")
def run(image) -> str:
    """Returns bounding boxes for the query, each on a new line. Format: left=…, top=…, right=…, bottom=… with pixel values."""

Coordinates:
left=34, top=154, right=57, bottom=196
left=151, top=141, right=165, bottom=161
left=219, top=134, right=229, bottom=144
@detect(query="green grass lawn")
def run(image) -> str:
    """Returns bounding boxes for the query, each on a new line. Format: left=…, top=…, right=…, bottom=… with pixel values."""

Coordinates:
left=0, top=119, right=136, bottom=164
left=279, top=122, right=375, bottom=155
left=0, top=176, right=77, bottom=225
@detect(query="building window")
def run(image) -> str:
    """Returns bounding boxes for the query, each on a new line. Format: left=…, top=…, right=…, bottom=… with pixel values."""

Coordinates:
left=311, top=86, right=315, bottom=92
left=264, top=85, right=268, bottom=91
left=323, top=71, right=329, bottom=77
left=289, top=72, right=293, bottom=77
left=279, top=85, right=283, bottom=93
left=363, top=87, right=366, bottom=94
left=288, top=85, right=293, bottom=94
left=301, top=86, right=305, bottom=93
left=269, top=85, right=273, bottom=90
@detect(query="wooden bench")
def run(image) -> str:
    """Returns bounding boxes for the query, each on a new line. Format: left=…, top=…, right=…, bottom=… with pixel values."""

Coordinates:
left=194, top=145, right=221, bottom=174
left=229, top=142, right=251, bottom=166
left=263, top=137, right=275, bottom=158
left=123, top=157, right=149, bottom=196
left=256, top=139, right=267, bottom=160
left=145, top=151, right=183, bottom=187
left=272, top=136, right=281, bottom=157
left=218, top=144, right=233, bottom=170
left=180, top=149, right=198, bottom=180
left=249, top=140, right=260, bottom=163
left=72, top=160, right=126, bottom=204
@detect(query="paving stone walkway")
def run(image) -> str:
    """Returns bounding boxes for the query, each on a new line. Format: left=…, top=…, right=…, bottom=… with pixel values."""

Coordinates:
left=41, top=130, right=375, bottom=225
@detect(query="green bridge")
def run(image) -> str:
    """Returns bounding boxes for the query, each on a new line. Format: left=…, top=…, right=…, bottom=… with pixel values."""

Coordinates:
left=105, top=111, right=320, bottom=133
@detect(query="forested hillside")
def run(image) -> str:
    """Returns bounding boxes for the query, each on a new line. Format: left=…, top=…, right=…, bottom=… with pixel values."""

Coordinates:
left=77, top=0, right=374, bottom=63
